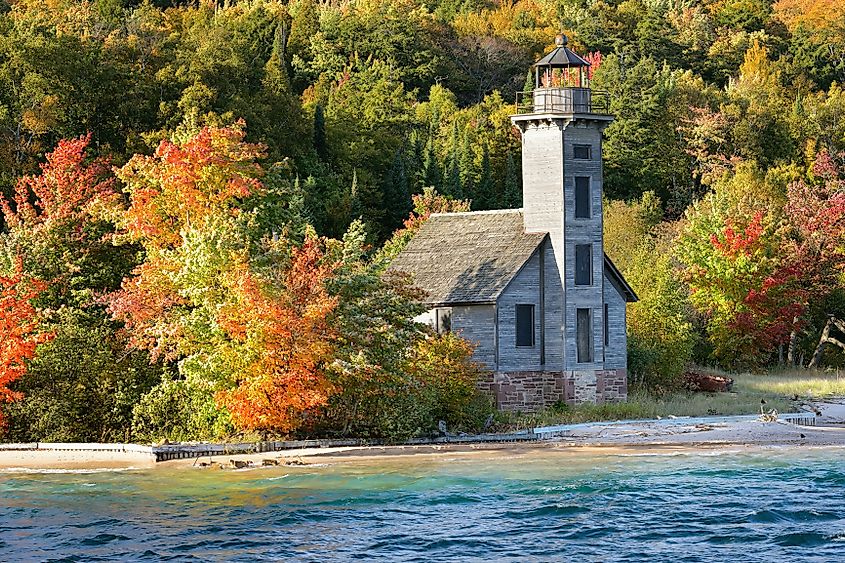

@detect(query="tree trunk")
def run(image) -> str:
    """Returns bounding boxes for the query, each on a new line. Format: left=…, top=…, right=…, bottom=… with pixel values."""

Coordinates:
left=787, top=316, right=799, bottom=366
left=808, top=317, right=845, bottom=368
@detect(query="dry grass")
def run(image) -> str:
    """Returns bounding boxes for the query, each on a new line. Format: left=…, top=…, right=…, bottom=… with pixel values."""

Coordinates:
left=496, top=367, right=845, bottom=431
left=731, top=367, right=845, bottom=399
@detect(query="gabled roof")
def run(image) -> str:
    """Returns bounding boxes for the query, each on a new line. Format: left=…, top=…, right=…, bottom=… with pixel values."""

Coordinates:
left=389, top=210, right=546, bottom=306
left=604, top=255, right=638, bottom=303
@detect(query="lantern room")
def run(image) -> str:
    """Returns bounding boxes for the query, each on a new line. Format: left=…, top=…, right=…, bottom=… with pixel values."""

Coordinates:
left=517, top=34, right=608, bottom=115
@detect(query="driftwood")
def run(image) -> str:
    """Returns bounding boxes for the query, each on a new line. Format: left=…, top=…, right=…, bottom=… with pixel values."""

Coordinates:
left=808, top=317, right=845, bottom=368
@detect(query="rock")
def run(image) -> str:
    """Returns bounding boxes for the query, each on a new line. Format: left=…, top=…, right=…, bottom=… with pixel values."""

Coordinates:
left=262, top=459, right=279, bottom=466
left=230, top=459, right=252, bottom=469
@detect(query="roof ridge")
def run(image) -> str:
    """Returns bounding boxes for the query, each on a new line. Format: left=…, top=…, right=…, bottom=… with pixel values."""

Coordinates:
left=430, top=208, right=522, bottom=217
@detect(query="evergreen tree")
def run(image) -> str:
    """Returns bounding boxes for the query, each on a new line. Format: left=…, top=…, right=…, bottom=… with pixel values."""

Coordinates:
left=314, top=104, right=328, bottom=161
left=422, top=128, right=442, bottom=190
left=458, top=131, right=475, bottom=202
left=383, top=148, right=411, bottom=231
left=444, top=122, right=463, bottom=198
left=408, top=130, right=425, bottom=192
left=476, top=144, right=494, bottom=210
left=523, top=70, right=534, bottom=94
left=504, top=151, right=521, bottom=208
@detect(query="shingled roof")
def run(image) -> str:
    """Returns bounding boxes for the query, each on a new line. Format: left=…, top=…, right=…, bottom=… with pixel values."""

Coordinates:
left=389, top=210, right=546, bottom=306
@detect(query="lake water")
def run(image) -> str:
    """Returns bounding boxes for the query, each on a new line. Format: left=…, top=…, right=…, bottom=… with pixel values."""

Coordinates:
left=2, top=447, right=844, bottom=562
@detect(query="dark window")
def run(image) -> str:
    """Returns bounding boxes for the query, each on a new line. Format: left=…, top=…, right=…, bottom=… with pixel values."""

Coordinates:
left=435, top=308, right=452, bottom=334
left=604, top=303, right=609, bottom=346
left=516, top=304, right=534, bottom=347
left=575, top=244, right=592, bottom=286
left=577, top=308, right=592, bottom=363
left=573, top=144, right=592, bottom=159
left=575, top=176, right=590, bottom=218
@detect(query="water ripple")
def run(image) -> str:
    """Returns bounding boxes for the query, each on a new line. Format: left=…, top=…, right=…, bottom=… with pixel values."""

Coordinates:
left=2, top=448, right=845, bottom=561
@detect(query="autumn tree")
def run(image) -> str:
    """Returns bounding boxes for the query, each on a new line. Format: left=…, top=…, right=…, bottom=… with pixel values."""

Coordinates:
left=1, top=134, right=127, bottom=305
left=0, top=134, right=160, bottom=442
left=309, top=220, right=490, bottom=439
left=604, top=193, right=694, bottom=390
left=677, top=182, right=804, bottom=366
left=216, top=238, right=338, bottom=433
left=0, top=260, right=50, bottom=430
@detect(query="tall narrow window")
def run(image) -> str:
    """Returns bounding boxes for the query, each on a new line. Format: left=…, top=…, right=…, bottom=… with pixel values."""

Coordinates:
left=573, top=144, right=592, bottom=159
left=575, top=176, right=591, bottom=218
left=436, top=308, right=452, bottom=334
left=577, top=308, right=592, bottom=363
left=575, top=244, right=592, bottom=286
left=516, top=304, right=534, bottom=347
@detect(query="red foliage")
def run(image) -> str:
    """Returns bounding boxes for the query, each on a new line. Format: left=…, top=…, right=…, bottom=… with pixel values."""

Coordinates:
left=216, top=238, right=339, bottom=433
left=0, top=259, right=51, bottom=428
left=1, top=134, right=117, bottom=233
left=585, top=51, right=602, bottom=80
left=710, top=211, right=764, bottom=257
left=399, top=189, right=472, bottom=233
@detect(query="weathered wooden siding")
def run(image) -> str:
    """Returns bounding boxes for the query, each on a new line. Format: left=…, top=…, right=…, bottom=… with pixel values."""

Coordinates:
left=542, top=240, right=564, bottom=368
left=603, top=272, right=628, bottom=370
left=413, top=309, right=436, bottom=329
left=452, top=304, right=496, bottom=369
left=519, top=119, right=566, bottom=352
left=562, top=123, right=606, bottom=371
left=497, top=248, right=543, bottom=371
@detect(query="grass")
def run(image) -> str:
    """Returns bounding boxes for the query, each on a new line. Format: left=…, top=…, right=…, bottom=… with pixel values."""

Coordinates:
left=495, top=367, right=845, bottom=432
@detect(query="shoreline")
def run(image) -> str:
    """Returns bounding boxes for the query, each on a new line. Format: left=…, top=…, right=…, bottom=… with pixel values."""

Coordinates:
left=3, top=400, right=844, bottom=471
left=2, top=422, right=844, bottom=471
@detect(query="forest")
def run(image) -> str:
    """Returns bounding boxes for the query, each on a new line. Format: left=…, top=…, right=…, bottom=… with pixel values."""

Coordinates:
left=1, top=0, right=845, bottom=442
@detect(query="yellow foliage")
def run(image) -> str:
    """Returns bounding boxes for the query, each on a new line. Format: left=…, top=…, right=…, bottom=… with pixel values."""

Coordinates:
left=774, top=0, right=845, bottom=33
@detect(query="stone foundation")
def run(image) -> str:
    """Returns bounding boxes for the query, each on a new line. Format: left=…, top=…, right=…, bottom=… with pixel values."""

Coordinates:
left=478, top=369, right=627, bottom=412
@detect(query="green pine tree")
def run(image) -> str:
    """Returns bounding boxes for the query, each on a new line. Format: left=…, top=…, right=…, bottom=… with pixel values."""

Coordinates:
left=314, top=104, right=328, bottom=161
left=422, top=128, right=442, bottom=190
left=476, top=144, right=494, bottom=210
left=504, top=151, right=521, bottom=208
left=383, top=148, right=411, bottom=231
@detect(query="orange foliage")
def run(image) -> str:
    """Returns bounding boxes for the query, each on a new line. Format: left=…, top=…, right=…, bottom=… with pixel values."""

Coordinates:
left=216, top=238, right=338, bottom=433
left=108, top=125, right=266, bottom=359
left=0, top=259, right=51, bottom=428
left=116, top=123, right=265, bottom=250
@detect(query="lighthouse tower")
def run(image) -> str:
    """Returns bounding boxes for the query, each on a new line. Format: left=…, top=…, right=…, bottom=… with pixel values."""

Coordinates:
left=511, top=35, right=618, bottom=403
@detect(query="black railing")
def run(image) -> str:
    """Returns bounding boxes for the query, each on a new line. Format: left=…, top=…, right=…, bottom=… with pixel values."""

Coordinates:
left=515, top=88, right=611, bottom=115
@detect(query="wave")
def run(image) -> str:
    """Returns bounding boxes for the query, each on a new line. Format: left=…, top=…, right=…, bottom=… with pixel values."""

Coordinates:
left=0, top=467, right=140, bottom=475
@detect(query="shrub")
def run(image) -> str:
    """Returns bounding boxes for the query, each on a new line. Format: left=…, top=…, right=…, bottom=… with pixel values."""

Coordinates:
left=131, top=377, right=233, bottom=444
left=5, top=311, right=162, bottom=443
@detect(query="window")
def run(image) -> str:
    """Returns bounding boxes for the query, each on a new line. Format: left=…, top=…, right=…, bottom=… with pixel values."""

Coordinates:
left=577, top=308, right=592, bottom=363
left=516, top=304, right=534, bottom=347
left=604, top=303, right=609, bottom=346
left=435, top=308, right=452, bottom=334
left=575, top=244, right=592, bottom=286
left=573, top=144, right=592, bottom=159
left=575, top=176, right=590, bottom=218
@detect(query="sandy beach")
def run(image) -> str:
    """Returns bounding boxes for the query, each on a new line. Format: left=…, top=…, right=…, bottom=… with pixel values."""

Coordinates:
left=3, top=399, right=844, bottom=470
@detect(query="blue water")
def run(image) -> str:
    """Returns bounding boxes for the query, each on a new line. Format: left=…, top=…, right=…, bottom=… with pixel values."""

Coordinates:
left=2, top=447, right=845, bottom=562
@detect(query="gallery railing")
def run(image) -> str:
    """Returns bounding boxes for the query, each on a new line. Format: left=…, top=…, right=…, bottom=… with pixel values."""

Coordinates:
left=515, top=87, right=610, bottom=115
